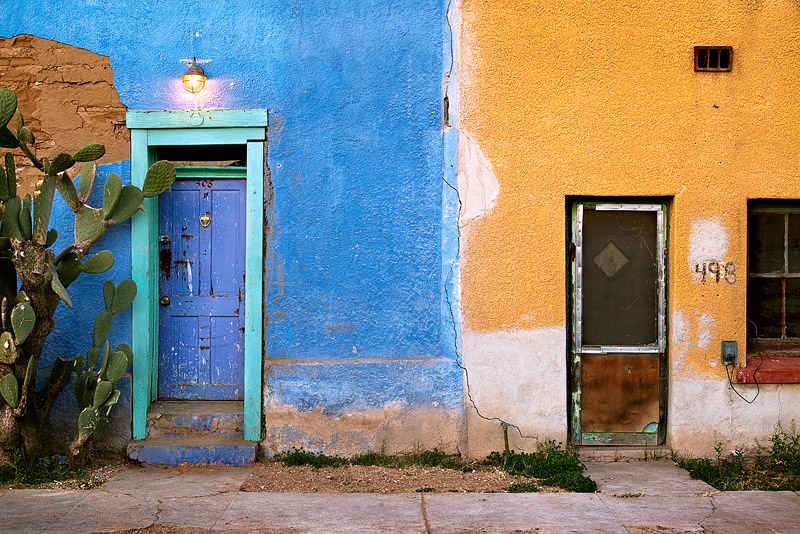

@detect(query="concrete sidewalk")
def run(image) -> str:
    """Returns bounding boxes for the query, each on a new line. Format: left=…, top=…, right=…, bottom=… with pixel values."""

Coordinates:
left=1, top=460, right=799, bottom=534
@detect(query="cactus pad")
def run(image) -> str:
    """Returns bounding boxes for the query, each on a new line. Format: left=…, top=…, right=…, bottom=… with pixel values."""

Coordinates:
left=81, top=250, right=115, bottom=274
left=105, top=351, right=128, bottom=383
left=0, top=89, right=17, bottom=129
left=18, top=201, right=32, bottom=240
left=105, top=185, right=144, bottom=226
left=86, top=347, right=100, bottom=371
left=56, top=252, right=81, bottom=287
left=49, top=357, right=73, bottom=386
left=0, top=372, right=19, bottom=409
left=110, top=279, right=137, bottom=315
left=115, top=343, right=134, bottom=369
left=77, top=161, right=96, bottom=203
left=101, top=173, right=122, bottom=219
left=47, top=153, right=75, bottom=176
left=93, top=311, right=112, bottom=348
left=33, top=175, right=55, bottom=244
left=2, top=196, right=22, bottom=242
left=75, top=370, right=90, bottom=403
left=75, top=206, right=103, bottom=246
left=0, top=331, right=17, bottom=364
left=10, top=302, right=35, bottom=345
left=92, top=380, right=113, bottom=408
left=49, top=266, right=72, bottom=309
left=73, top=143, right=105, bottom=163
left=56, top=171, right=80, bottom=212
left=16, top=126, right=33, bottom=145
left=142, top=161, right=176, bottom=198
left=103, top=280, right=115, bottom=312
left=78, top=406, right=99, bottom=437
left=0, top=128, right=19, bottom=149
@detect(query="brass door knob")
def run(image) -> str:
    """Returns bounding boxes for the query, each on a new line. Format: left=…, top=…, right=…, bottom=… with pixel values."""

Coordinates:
left=159, top=296, right=171, bottom=306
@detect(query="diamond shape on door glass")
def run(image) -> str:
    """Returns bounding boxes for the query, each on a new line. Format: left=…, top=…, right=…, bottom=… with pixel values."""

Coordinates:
left=592, top=241, right=630, bottom=278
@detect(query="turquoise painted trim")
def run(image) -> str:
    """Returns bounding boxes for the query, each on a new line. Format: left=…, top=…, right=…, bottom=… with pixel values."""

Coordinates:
left=130, top=130, right=156, bottom=440
left=245, top=141, right=264, bottom=441
left=126, top=109, right=269, bottom=129
left=128, top=110, right=267, bottom=442
left=176, top=166, right=247, bottom=178
left=148, top=128, right=266, bottom=146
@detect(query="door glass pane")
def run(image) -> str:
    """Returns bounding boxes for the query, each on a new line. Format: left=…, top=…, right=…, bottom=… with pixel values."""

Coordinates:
left=785, top=279, right=800, bottom=338
left=788, top=214, right=800, bottom=274
left=582, top=209, right=657, bottom=346
left=580, top=354, right=660, bottom=433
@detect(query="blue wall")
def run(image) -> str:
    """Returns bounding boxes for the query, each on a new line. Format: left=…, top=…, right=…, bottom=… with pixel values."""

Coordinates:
left=3, top=1, right=460, bottom=427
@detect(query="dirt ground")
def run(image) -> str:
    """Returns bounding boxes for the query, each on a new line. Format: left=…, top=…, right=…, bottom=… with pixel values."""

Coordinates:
left=240, top=462, right=541, bottom=493
left=9, top=458, right=554, bottom=494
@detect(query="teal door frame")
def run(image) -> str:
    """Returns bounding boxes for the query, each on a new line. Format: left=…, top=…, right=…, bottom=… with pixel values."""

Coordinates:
left=127, top=109, right=267, bottom=441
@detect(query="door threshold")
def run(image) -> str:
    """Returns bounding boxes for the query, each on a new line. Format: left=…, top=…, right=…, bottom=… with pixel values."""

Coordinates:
left=580, top=445, right=672, bottom=462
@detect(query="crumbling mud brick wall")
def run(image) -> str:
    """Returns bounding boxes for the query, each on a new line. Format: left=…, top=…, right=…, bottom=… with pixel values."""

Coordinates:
left=0, top=34, right=129, bottom=193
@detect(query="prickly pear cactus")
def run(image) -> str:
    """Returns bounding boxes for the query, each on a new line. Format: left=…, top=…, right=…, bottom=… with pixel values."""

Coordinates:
left=70, top=279, right=137, bottom=462
left=0, top=87, right=174, bottom=467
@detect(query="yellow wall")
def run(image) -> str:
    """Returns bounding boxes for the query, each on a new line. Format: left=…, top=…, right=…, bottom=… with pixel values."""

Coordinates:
left=457, top=0, right=800, bottom=454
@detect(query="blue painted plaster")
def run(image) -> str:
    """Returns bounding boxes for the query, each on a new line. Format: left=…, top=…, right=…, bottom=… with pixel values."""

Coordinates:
left=268, top=358, right=461, bottom=417
left=4, top=1, right=462, bottom=423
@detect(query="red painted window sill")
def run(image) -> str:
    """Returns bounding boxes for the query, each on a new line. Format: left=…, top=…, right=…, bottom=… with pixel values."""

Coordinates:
left=737, top=356, right=800, bottom=384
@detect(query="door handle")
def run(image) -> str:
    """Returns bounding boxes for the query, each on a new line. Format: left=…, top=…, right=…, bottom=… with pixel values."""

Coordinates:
left=159, top=296, right=171, bottom=306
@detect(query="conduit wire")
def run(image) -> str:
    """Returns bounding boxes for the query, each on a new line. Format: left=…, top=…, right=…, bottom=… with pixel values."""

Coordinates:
left=441, top=176, right=538, bottom=443
left=725, top=319, right=762, bottom=404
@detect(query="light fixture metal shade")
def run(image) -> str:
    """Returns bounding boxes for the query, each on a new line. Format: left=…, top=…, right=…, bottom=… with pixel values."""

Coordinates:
left=181, top=57, right=207, bottom=94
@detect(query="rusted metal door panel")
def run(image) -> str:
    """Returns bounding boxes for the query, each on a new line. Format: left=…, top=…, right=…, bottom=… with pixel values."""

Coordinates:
left=158, top=177, right=246, bottom=399
left=570, top=203, right=666, bottom=446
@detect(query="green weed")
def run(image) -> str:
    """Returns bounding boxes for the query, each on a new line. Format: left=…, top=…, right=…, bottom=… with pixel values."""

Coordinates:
left=0, top=450, right=87, bottom=487
left=485, top=441, right=597, bottom=493
left=676, top=422, right=800, bottom=491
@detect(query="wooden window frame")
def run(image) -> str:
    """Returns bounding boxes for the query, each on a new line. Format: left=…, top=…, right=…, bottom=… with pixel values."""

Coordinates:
left=740, top=202, right=800, bottom=384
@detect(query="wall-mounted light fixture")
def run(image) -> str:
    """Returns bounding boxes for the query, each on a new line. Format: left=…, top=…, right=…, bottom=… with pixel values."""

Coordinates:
left=180, top=57, right=210, bottom=94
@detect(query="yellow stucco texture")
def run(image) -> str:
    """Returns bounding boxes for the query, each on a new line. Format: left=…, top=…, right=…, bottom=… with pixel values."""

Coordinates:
left=458, top=0, right=800, bottom=375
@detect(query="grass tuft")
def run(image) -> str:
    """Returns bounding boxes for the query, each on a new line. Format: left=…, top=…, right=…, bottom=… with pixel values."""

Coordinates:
left=676, top=421, right=800, bottom=491
left=485, top=441, right=597, bottom=493
left=0, top=450, right=87, bottom=488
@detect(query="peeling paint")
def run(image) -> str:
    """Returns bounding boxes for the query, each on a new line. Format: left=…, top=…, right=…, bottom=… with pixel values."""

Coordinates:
left=697, top=313, right=715, bottom=350
left=688, top=218, right=730, bottom=268
left=457, top=130, right=499, bottom=223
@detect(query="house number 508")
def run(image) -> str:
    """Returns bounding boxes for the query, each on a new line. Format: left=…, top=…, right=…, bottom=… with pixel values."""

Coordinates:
left=695, top=261, right=736, bottom=284
left=196, top=179, right=214, bottom=188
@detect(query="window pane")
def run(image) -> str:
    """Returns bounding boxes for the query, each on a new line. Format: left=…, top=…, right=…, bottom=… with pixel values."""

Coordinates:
left=788, top=214, right=800, bottom=273
left=749, top=213, right=785, bottom=274
left=747, top=278, right=782, bottom=338
left=582, top=210, right=657, bottom=346
left=786, top=279, right=800, bottom=338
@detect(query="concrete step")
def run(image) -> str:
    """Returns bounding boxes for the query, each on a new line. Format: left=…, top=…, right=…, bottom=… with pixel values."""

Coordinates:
left=146, top=400, right=245, bottom=439
left=579, top=445, right=672, bottom=462
left=127, top=437, right=257, bottom=467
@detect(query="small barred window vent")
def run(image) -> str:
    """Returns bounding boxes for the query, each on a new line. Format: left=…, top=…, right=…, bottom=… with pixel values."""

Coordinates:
left=694, top=46, right=732, bottom=72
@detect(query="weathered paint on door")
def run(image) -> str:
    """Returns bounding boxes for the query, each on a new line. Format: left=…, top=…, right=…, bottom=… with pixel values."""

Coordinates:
left=158, top=176, right=246, bottom=400
left=570, top=203, right=667, bottom=446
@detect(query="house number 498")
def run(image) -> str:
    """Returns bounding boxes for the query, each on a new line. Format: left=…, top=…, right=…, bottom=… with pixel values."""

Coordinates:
left=695, top=261, right=736, bottom=284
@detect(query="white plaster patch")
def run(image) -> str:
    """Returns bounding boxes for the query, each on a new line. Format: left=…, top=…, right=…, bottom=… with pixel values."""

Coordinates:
left=669, top=377, right=800, bottom=456
left=688, top=217, right=730, bottom=266
left=671, top=310, right=688, bottom=372
left=457, top=130, right=499, bottom=223
left=461, top=327, right=567, bottom=456
left=697, top=313, right=715, bottom=349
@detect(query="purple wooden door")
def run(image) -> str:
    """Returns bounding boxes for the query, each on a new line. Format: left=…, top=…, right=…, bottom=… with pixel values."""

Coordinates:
left=158, top=177, right=246, bottom=399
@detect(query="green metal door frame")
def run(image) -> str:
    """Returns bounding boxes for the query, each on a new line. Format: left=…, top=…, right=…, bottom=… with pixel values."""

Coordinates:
left=127, top=109, right=268, bottom=441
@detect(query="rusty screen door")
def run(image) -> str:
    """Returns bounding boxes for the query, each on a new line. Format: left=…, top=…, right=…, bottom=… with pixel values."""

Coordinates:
left=570, top=203, right=667, bottom=446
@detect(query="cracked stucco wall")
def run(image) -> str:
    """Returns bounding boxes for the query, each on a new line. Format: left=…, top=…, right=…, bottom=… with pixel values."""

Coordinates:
left=458, top=0, right=800, bottom=456
left=0, top=34, right=129, bottom=194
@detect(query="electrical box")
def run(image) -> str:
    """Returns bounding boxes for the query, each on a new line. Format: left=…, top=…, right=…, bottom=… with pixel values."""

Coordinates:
left=721, top=340, right=737, bottom=365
